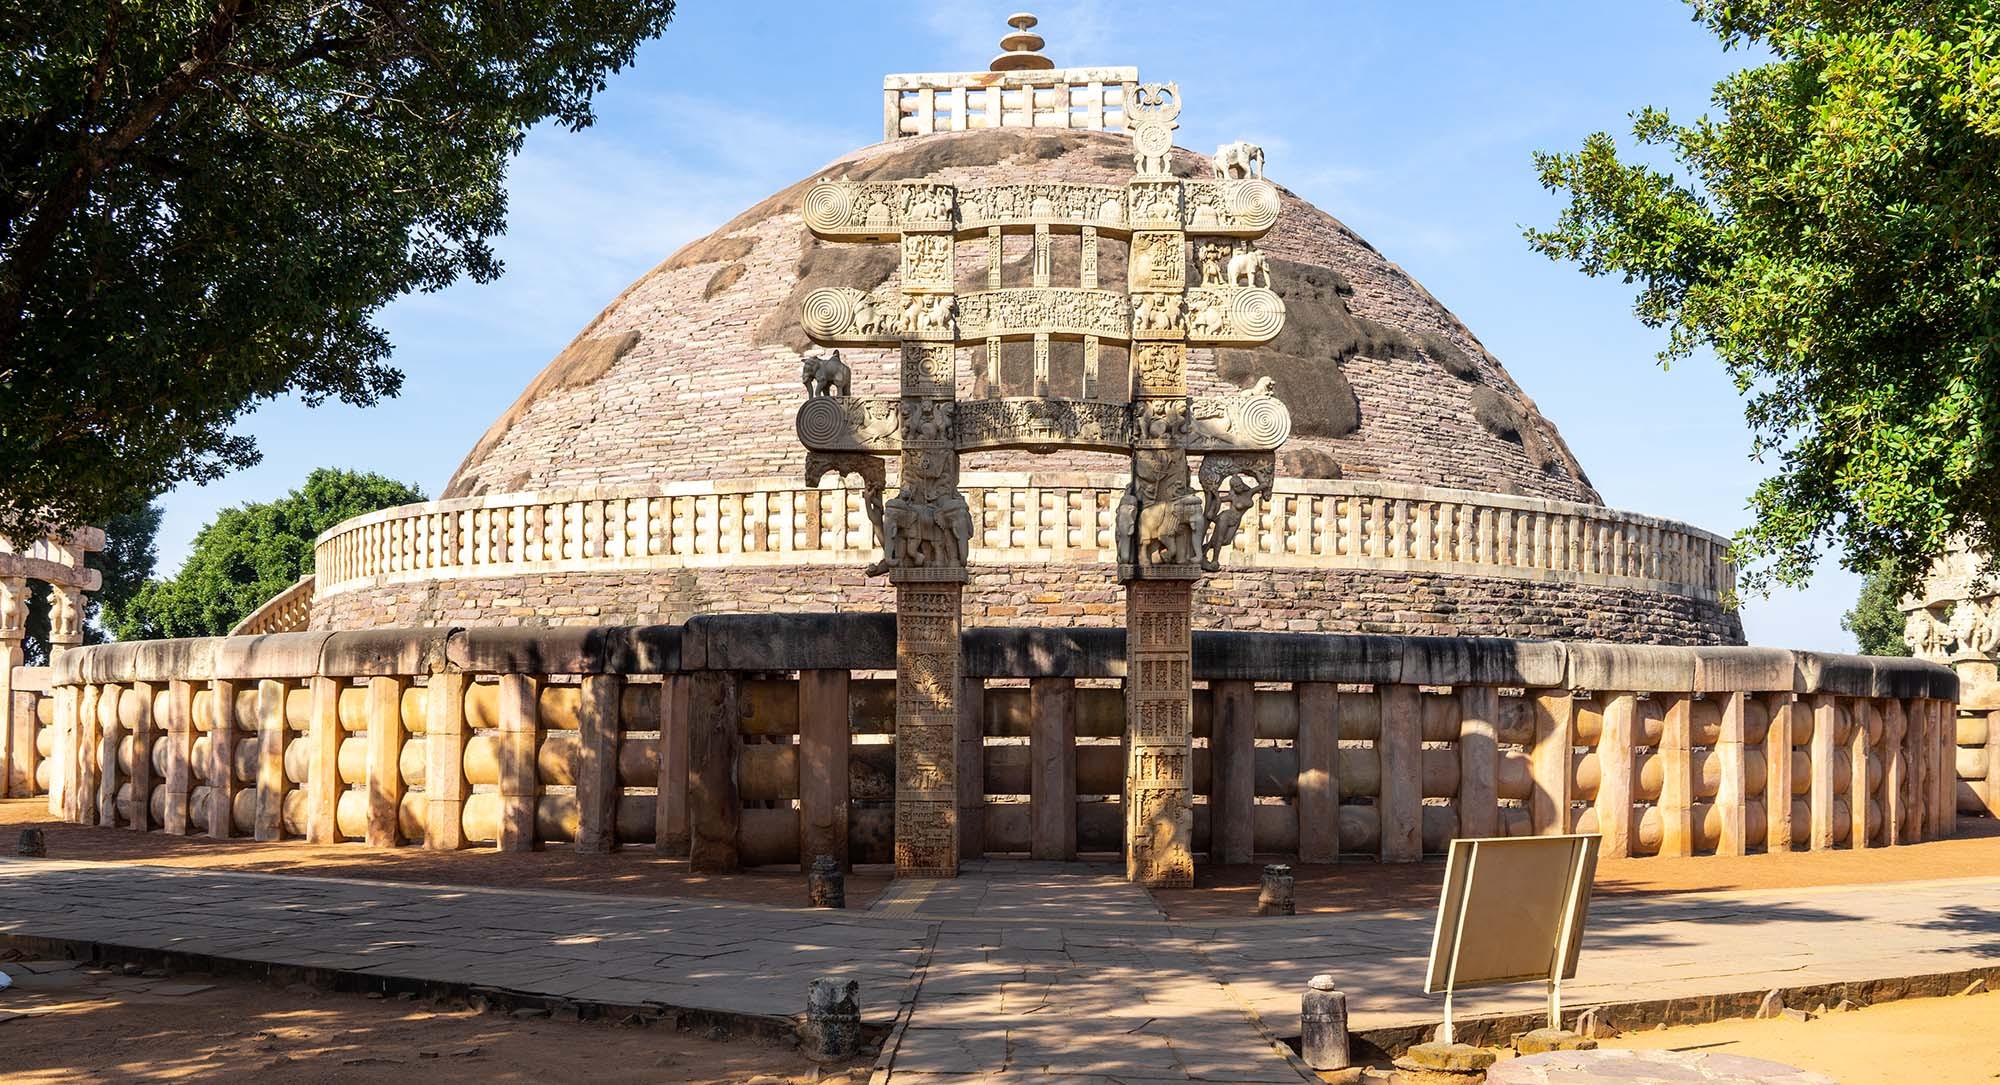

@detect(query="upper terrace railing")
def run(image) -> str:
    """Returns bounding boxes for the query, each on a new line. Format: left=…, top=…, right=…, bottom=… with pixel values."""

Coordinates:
left=882, top=67, right=1139, bottom=139
left=31, top=618, right=1964, bottom=870
left=312, top=476, right=1736, bottom=603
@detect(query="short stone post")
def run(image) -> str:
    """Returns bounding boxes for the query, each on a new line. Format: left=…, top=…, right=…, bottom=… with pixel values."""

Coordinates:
left=655, top=673, right=690, bottom=857
left=424, top=672, right=470, bottom=851
left=1766, top=696, right=1795, bottom=853
left=1211, top=679, right=1257, bottom=865
left=801, top=978, right=860, bottom=1061
left=1256, top=863, right=1294, bottom=916
left=1657, top=694, right=1693, bottom=858
left=808, top=854, right=845, bottom=908
left=95, top=683, right=122, bottom=828
left=1809, top=695, right=1836, bottom=850
left=162, top=679, right=195, bottom=836
left=128, top=681, right=157, bottom=831
left=1716, top=691, right=1748, bottom=856
left=497, top=673, right=541, bottom=853
left=1850, top=698, right=1874, bottom=848
left=365, top=675, right=408, bottom=848
left=1300, top=974, right=1349, bottom=1071
left=800, top=669, right=851, bottom=870
left=1378, top=683, right=1422, bottom=861
left=1883, top=699, right=1909, bottom=844
left=575, top=673, right=620, bottom=854
left=1296, top=682, right=1340, bottom=863
left=687, top=670, right=741, bottom=872
left=17, top=827, right=45, bottom=857
left=305, top=676, right=342, bottom=844
left=208, top=679, right=239, bottom=838
left=1595, top=693, right=1636, bottom=859
left=1455, top=685, right=1499, bottom=840
left=254, top=679, right=288, bottom=842
left=1528, top=691, right=1573, bottom=835
left=1029, top=676, right=1077, bottom=860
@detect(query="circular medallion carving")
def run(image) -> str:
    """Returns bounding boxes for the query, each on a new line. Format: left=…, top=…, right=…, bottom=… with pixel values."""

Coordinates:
left=796, top=398, right=849, bottom=447
left=1134, top=124, right=1172, bottom=157
left=1229, top=288, right=1285, bottom=340
left=1236, top=395, right=1291, bottom=448
left=802, top=183, right=853, bottom=232
left=1227, top=180, right=1281, bottom=231
left=800, top=288, right=855, bottom=340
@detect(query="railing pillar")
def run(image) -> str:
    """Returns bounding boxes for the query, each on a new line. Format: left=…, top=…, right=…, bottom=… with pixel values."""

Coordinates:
left=1935, top=700, right=1956, bottom=839
left=1529, top=690, right=1573, bottom=836
left=1378, top=683, right=1422, bottom=862
left=365, top=676, right=408, bottom=848
left=655, top=674, right=690, bottom=856
left=1031, top=676, right=1077, bottom=861
left=1454, top=685, right=1499, bottom=842
left=1988, top=706, right=2000, bottom=822
left=305, top=677, right=342, bottom=844
left=956, top=675, right=984, bottom=862
left=208, top=679, right=239, bottom=839
left=1658, top=694, right=1694, bottom=858
left=1716, top=692, right=1748, bottom=857
left=163, top=680, right=195, bottom=835
left=96, top=683, right=122, bottom=828
left=1296, top=682, right=1340, bottom=863
left=1766, top=695, right=1796, bottom=853
left=1595, top=693, right=1636, bottom=859
left=800, top=669, right=852, bottom=869
left=1211, top=680, right=1257, bottom=865
left=254, top=679, right=289, bottom=841
left=497, top=673, right=541, bottom=853
left=9, top=685, right=37, bottom=800
left=687, top=671, right=741, bottom=872
left=1883, top=699, right=1908, bottom=845
left=0, top=637, right=20, bottom=797
left=69, top=684, right=98, bottom=825
left=1850, top=699, right=1875, bottom=849
left=1809, top=694, right=1837, bottom=851
left=576, top=673, right=621, bottom=854
left=47, top=684, right=73, bottom=818
left=129, top=681, right=157, bottom=831
left=424, top=672, right=469, bottom=851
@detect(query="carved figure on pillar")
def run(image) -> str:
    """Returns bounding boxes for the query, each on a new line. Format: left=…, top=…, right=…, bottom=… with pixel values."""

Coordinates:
left=1199, top=453, right=1276, bottom=572
left=0, top=577, right=24, bottom=641
left=47, top=584, right=83, bottom=649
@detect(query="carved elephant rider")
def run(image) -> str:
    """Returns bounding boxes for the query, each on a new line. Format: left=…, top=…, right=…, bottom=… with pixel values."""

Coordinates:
left=1140, top=491, right=1206, bottom=566
left=871, top=490, right=971, bottom=573
left=1212, top=140, right=1264, bottom=180
left=801, top=350, right=850, bottom=397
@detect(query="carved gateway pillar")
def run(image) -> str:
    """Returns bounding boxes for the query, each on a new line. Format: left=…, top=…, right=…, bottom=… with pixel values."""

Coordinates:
left=796, top=78, right=1286, bottom=883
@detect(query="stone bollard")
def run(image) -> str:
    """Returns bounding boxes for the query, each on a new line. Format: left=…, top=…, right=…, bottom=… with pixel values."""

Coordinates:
left=801, top=978, right=860, bottom=1061
left=808, top=854, right=845, bottom=909
left=1256, top=863, right=1294, bottom=916
left=17, top=828, right=45, bottom=858
left=1301, top=974, right=1350, bottom=1070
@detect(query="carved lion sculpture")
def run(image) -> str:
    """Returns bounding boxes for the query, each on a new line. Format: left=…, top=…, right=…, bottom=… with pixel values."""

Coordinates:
left=1140, top=492, right=1205, bottom=566
left=801, top=350, right=850, bottom=397
left=1227, top=244, right=1271, bottom=289
left=1212, top=140, right=1264, bottom=180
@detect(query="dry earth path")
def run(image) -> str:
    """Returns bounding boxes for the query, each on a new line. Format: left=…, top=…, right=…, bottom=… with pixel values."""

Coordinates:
left=0, top=858, right=1996, bottom=1082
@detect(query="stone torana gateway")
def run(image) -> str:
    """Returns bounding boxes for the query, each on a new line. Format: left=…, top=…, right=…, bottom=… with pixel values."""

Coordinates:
left=15, top=18, right=1979, bottom=885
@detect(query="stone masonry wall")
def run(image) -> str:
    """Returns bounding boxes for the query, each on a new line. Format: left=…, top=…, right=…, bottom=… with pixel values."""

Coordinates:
left=313, top=564, right=1744, bottom=646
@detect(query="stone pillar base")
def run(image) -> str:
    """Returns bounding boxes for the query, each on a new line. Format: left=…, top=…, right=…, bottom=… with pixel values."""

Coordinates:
left=1124, top=578, right=1194, bottom=888
left=894, top=576, right=963, bottom=878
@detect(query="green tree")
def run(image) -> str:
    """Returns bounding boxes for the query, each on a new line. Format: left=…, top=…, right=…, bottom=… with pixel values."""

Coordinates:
left=20, top=501, right=162, bottom=665
left=0, top=1, right=675, bottom=541
left=1527, top=1, right=2000, bottom=594
left=107, top=468, right=423, bottom=639
left=1844, top=563, right=1914, bottom=656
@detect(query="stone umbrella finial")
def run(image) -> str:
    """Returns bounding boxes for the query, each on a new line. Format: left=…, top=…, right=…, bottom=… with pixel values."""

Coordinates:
left=990, top=12, right=1054, bottom=71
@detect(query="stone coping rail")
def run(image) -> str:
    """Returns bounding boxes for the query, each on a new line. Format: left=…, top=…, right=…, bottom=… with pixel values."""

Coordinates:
left=310, top=475, right=1738, bottom=604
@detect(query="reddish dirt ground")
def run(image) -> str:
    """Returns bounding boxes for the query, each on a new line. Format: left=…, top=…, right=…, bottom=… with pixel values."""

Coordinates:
left=0, top=955, right=867, bottom=1084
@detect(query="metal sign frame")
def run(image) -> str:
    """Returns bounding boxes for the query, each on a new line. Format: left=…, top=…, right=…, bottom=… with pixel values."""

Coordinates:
left=1422, top=834, right=1599, bottom=1043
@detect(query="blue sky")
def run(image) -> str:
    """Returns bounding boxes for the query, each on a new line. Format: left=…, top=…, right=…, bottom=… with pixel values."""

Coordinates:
left=157, top=0, right=1860, bottom=650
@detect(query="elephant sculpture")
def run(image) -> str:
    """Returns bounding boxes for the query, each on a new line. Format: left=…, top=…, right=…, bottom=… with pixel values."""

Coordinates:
left=801, top=350, right=850, bottom=397
left=1212, top=140, right=1264, bottom=180
left=1139, top=491, right=1205, bottom=566
left=1227, top=243, right=1271, bottom=289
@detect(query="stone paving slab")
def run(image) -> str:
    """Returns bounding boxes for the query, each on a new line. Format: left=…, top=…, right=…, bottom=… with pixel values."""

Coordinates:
left=1, top=859, right=1997, bottom=1081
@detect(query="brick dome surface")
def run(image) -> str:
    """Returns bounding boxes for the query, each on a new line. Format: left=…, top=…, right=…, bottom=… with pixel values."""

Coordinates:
left=444, top=128, right=1599, bottom=503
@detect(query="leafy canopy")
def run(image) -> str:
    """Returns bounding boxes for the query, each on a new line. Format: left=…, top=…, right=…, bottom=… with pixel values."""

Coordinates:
left=0, top=0, right=675, bottom=540
left=1527, top=1, right=2000, bottom=593
left=1843, top=562, right=1913, bottom=656
left=106, top=467, right=423, bottom=639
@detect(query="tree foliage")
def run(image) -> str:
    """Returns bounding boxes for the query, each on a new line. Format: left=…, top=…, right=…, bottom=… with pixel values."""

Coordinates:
left=1844, top=562, right=1913, bottom=656
left=0, top=0, right=675, bottom=540
left=20, top=501, right=160, bottom=665
left=106, top=468, right=423, bottom=639
left=1527, top=1, right=2000, bottom=594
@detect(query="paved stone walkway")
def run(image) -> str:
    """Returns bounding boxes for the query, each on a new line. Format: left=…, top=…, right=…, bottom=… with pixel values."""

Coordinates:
left=0, top=857, right=1996, bottom=1083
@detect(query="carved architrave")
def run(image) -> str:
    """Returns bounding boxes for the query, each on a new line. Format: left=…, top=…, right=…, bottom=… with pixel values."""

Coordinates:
left=804, top=179, right=958, bottom=240
left=1185, top=392, right=1292, bottom=451
left=954, top=183, right=1129, bottom=234
left=1198, top=452, right=1276, bottom=572
left=800, top=286, right=908, bottom=345
left=1182, top=286, right=1285, bottom=344
left=1129, top=179, right=1183, bottom=230
left=797, top=397, right=903, bottom=453
left=1181, top=179, right=1282, bottom=235
left=954, top=288, right=1130, bottom=341
left=955, top=398, right=1132, bottom=454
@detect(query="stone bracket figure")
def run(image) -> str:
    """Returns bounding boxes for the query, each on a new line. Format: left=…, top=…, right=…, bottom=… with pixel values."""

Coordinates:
left=1198, top=453, right=1275, bottom=571
left=805, top=452, right=887, bottom=560
left=802, top=350, right=851, bottom=397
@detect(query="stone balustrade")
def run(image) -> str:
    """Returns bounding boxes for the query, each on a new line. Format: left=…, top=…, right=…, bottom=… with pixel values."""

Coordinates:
left=36, top=618, right=1957, bottom=868
left=312, top=476, right=1736, bottom=605
left=883, top=67, right=1140, bottom=139
left=229, top=575, right=316, bottom=636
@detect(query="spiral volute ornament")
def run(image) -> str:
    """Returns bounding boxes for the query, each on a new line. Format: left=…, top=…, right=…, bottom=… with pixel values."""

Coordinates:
left=1236, top=395, right=1291, bottom=448
left=796, top=398, right=851, bottom=448
left=1227, top=179, right=1281, bottom=231
left=802, top=182, right=854, bottom=233
left=800, top=288, right=856, bottom=341
left=1230, top=288, right=1285, bottom=341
